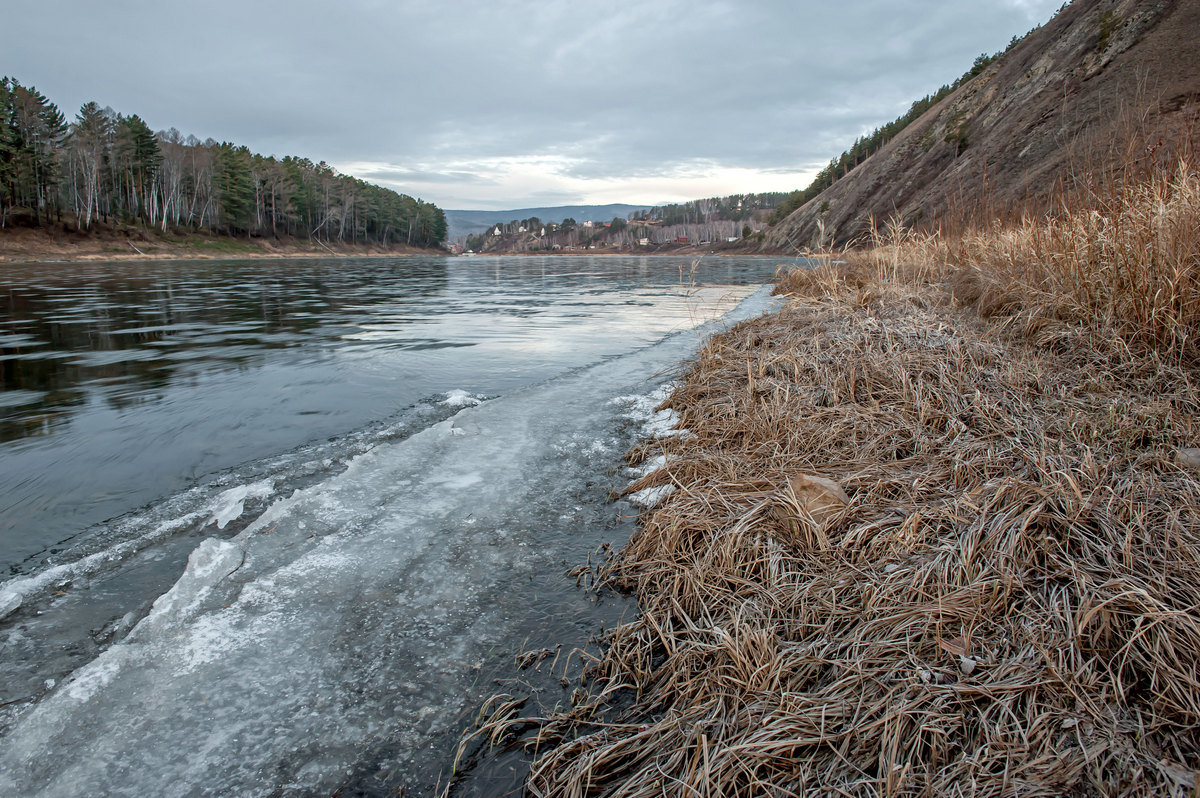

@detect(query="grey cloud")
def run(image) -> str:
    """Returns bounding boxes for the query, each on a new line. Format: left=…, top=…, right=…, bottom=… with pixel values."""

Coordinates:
left=355, top=167, right=495, bottom=186
left=2, top=0, right=1064, bottom=207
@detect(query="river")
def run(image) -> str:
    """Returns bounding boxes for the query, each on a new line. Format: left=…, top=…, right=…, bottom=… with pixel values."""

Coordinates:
left=0, top=254, right=789, bottom=795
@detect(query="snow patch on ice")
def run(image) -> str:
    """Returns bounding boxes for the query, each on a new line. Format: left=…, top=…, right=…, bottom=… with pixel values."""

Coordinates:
left=613, top=383, right=696, bottom=503
left=644, top=408, right=687, bottom=438
left=627, top=454, right=668, bottom=479
left=431, top=472, right=483, bottom=491
left=552, top=433, right=618, bottom=459
left=586, top=438, right=615, bottom=455
left=442, top=389, right=484, bottom=408
left=610, top=382, right=675, bottom=422
left=623, top=455, right=673, bottom=505
left=178, top=608, right=282, bottom=674
left=611, top=382, right=690, bottom=439
left=206, top=480, right=275, bottom=530
left=628, top=484, right=677, bottom=508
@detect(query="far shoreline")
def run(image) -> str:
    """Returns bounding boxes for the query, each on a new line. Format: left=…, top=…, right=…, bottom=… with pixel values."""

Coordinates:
left=0, top=249, right=432, bottom=265
left=0, top=224, right=442, bottom=265
left=2, top=232, right=797, bottom=265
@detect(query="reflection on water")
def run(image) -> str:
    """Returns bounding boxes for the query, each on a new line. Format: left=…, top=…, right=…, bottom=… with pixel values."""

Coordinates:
left=0, top=259, right=450, bottom=442
left=0, top=255, right=787, bottom=572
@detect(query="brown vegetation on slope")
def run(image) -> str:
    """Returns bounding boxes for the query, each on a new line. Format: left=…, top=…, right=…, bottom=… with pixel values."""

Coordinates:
left=461, top=150, right=1200, bottom=794
left=767, top=0, right=1200, bottom=251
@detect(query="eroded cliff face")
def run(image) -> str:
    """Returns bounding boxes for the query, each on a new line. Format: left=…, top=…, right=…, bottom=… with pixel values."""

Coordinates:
left=766, top=0, right=1200, bottom=251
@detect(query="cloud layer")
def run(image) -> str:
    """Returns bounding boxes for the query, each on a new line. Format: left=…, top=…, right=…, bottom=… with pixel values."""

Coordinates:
left=3, top=1, right=1062, bottom=208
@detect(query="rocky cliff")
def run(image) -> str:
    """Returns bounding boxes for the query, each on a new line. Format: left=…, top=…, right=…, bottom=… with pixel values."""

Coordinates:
left=766, top=0, right=1200, bottom=251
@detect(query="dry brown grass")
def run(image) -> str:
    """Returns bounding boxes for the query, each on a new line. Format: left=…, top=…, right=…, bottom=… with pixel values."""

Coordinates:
left=461, top=159, right=1200, bottom=796
left=948, top=158, right=1200, bottom=365
left=783, top=154, right=1200, bottom=367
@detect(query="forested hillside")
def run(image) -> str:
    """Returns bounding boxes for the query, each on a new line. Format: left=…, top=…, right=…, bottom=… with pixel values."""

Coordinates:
left=0, top=77, right=446, bottom=249
left=445, top=204, right=650, bottom=239
left=634, top=192, right=787, bottom=226
left=466, top=192, right=782, bottom=254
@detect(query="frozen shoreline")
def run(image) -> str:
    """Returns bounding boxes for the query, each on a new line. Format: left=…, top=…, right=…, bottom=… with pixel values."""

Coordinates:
left=0, top=285, right=783, bottom=796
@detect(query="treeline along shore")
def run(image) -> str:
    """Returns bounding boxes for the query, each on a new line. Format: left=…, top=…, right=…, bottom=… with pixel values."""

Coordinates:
left=0, top=77, right=447, bottom=261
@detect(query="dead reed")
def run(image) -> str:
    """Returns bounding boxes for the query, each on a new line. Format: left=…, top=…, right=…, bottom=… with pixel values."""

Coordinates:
left=948, top=156, right=1200, bottom=365
left=800, top=153, right=1200, bottom=367
left=466, top=159, right=1200, bottom=796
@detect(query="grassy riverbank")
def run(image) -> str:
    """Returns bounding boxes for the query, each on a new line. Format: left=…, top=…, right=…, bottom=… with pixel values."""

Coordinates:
left=466, top=156, right=1200, bottom=794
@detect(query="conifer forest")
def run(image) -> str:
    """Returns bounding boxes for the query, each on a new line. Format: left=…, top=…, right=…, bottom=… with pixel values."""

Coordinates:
left=0, top=77, right=446, bottom=247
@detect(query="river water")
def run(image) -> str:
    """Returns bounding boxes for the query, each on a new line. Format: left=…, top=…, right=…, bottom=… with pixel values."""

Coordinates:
left=0, top=254, right=788, bottom=795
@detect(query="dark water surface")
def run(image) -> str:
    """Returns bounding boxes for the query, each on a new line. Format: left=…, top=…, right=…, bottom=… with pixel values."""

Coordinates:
left=0, top=255, right=783, bottom=573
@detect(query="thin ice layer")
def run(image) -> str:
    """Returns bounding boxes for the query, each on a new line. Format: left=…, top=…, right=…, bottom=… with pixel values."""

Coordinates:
left=0, top=287, right=782, bottom=797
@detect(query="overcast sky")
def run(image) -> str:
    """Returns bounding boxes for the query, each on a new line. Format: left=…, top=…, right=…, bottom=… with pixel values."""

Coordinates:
left=4, top=0, right=1063, bottom=210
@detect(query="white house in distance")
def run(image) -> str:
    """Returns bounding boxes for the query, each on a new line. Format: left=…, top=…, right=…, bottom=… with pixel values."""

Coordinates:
left=493, top=226, right=502, bottom=236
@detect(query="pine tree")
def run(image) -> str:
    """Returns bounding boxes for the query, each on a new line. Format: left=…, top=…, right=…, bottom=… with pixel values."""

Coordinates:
left=0, top=78, right=16, bottom=227
left=214, top=143, right=254, bottom=235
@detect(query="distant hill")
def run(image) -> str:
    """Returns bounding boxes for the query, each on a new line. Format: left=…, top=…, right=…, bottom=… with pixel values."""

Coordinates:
left=445, top=204, right=651, bottom=239
left=766, top=0, right=1200, bottom=250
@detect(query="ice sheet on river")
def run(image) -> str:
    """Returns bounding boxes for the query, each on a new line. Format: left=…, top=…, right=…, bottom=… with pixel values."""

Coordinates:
left=0, top=286, right=781, bottom=797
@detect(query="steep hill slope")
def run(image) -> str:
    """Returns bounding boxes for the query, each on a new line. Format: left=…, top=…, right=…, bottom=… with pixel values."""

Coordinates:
left=767, top=0, right=1200, bottom=251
